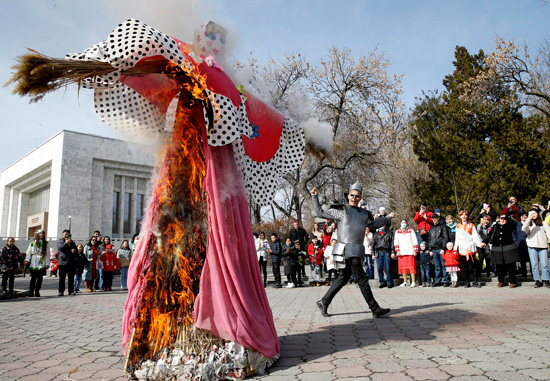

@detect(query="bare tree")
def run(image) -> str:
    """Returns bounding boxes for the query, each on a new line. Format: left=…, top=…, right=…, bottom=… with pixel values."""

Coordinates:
left=239, top=47, right=408, bottom=227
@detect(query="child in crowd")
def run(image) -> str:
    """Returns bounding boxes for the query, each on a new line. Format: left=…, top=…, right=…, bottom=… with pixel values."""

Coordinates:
left=290, top=240, right=305, bottom=287
left=442, top=242, right=460, bottom=287
left=100, top=244, right=120, bottom=291
left=419, top=242, right=433, bottom=287
left=307, top=236, right=324, bottom=286
left=363, top=227, right=374, bottom=279
left=1, top=237, right=24, bottom=296
left=282, top=238, right=298, bottom=288
left=324, top=238, right=342, bottom=286
left=446, top=215, right=458, bottom=243
left=117, top=240, right=132, bottom=290
left=74, top=243, right=87, bottom=293
left=49, top=247, right=58, bottom=277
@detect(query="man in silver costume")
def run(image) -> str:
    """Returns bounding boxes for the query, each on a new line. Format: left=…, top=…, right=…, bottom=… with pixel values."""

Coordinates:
left=311, top=181, right=394, bottom=318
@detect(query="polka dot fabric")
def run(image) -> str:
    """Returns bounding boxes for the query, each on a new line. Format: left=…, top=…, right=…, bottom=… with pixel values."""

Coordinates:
left=232, top=118, right=305, bottom=206
left=65, top=19, right=305, bottom=206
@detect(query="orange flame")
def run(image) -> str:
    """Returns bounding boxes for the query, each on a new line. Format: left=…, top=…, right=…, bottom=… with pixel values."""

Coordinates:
left=126, top=72, right=211, bottom=370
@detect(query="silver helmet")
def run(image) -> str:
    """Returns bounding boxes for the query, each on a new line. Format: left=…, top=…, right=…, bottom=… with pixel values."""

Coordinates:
left=349, top=179, right=363, bottom=194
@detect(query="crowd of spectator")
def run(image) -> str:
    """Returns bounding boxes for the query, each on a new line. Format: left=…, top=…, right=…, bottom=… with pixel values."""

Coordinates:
left=1, top=230, right=138, bottom=296
left=254, top=196, right=550, bottom=290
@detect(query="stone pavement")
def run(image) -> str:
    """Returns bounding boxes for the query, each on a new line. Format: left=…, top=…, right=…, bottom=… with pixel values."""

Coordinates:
left=1, top=275, right=550, bottom=380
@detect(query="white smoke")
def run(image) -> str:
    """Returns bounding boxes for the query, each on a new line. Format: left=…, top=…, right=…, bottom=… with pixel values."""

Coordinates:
left=301, top=118, right=334, bottom=152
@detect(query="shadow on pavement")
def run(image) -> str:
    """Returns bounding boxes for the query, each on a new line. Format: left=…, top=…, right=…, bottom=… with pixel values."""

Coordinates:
left=272, top=302, right=473, bottom=371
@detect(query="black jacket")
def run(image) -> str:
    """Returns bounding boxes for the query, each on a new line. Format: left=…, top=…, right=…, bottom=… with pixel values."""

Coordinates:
left=270, top=239, right=282, bottom=263
left=57, top=238, right=78, bottom=267
left=289, top=227, right=309, bottom=249
left=373, top=230, right=394, bottom=254
left=429, top=222, right=450, bottom=250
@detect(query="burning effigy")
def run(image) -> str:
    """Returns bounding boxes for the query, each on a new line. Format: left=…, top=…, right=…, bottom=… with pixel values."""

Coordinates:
left=7, top=19, right=314, bottom=379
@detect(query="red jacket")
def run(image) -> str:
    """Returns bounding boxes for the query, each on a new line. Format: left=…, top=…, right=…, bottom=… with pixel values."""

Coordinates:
left=322, top=225, right=333, bottom=248
left=100, top=252, right=120, bottom=272
left=308, top=243, right=324, bottom=265
left=414, top=211, right=434, bottom=232
left=442, top=249, right=459, bottom=266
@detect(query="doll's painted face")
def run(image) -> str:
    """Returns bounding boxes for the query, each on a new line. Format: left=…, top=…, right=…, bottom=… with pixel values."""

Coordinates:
left=446, top=242, right=454, bottom=250
left=194, top=21, right=227, bottom=58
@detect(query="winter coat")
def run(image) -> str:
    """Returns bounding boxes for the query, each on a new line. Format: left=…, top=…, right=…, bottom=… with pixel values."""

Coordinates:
left=57, top=238, right=78, bottom=267
left=373, top=229, right=394, bottom=254
left=442, top=249, right=459, bottom=267
left=322, top=224, right=334, bottom=248
left=117, top=248, right=132, bottom=268
left=100, top=251, right=120, bottom=272
left=282, top=244, right=294, bottom=275
left=82, top=244, right=99, bottom=281
left=446, top=222, right=457, bottom=243
left=418, top=249, right=431, bottom=265
left=363, top=232, right=374, bottom=255
left=76, top=251, right=87, bottom=274
left=429, top=222, right=450, bottom=250
left=25, top=241, right=49, bottom=271
left=1, top=244, right=23, bottom=272
left=308, top=243, right=324, bottom=265
left=255, top=238, right=270, bottom=261
left=513, top=221, right=527, bottom=247
left=394, top=228, right=418, bottom=256
left=289, top=227, right=309, bottom=249
left=270, top=239, right=282, bottom=263
left=484, top=217, right=520, bottom=265
left=522, top=219, right=550, bottom=249
left=502, top=204, right=524, bottom=220
left=414, top=210, right=434, bottom=232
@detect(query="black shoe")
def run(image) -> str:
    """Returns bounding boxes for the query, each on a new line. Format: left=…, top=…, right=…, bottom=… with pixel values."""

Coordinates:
left=443, top=282, right=451, bottom=287
left=378, top=284, right=387, bottom=289
left=58, top=292, right=64, bottom=296
left=35, top=291, right=40, bottom=297
left=372, top=307, right=391, bottom=318
left=275, top=284, right=282, bottom=289
left=387, top=283, right=394, bottom=289
left=316, top=300, right=330, bottom=317
left=473, top=282, right=481, bottom=288
left=534, top=280, right=542, bottom=288
left=543, top=281, right=550, bottom=288
left=465, top=283, right=471, bottom=288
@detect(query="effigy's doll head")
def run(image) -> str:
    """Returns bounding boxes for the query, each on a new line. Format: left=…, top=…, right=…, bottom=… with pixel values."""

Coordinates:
left=193, top=21, right=227, bottom=59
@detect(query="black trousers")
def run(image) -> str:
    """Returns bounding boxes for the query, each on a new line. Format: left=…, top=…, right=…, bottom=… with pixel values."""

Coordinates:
left=287, top=263, right=299, bottom=285
left=29, top=269, right=45, bottom=293
left=102, top=271, right=114, bottom=290
left=496, top=262, right=517, bottom=284
left=321, top=257, right=379, bottom=311
left=258, top=259, right=267, bottom=286
left=459, top=255, right=479, bottom=284
left=2, top=271, right=16, bottom=292
left=58, top=265, right=76, bottom=294
left=272, top=261, right=281, bottom=285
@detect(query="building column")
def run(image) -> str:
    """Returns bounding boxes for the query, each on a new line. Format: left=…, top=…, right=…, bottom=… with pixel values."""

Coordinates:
left=131, top=178, right=138, bottom=236
left=119, top=176, right=126, bottom=239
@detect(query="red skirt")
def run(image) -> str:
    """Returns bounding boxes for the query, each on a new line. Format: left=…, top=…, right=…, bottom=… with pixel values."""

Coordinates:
left=398, top=255, right=416, bottom=274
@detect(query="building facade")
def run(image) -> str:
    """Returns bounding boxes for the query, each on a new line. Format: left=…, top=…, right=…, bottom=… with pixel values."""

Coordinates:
left=0, top=130, right=155, bottom=241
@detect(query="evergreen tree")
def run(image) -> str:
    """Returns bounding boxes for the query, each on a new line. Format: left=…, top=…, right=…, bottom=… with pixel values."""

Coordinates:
left=411, top=46, right=548, bottom=217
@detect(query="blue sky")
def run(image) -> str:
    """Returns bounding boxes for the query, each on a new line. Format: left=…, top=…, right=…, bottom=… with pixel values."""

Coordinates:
left=1, top=0, right=549, bottom=171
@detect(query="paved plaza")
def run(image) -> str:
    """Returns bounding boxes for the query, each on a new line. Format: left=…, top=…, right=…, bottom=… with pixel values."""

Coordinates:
left=1, top=275, right=550, bottom=380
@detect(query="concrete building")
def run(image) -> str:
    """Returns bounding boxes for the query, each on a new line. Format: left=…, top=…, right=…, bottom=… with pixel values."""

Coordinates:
left=0, top=130, right=155, bottom=241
